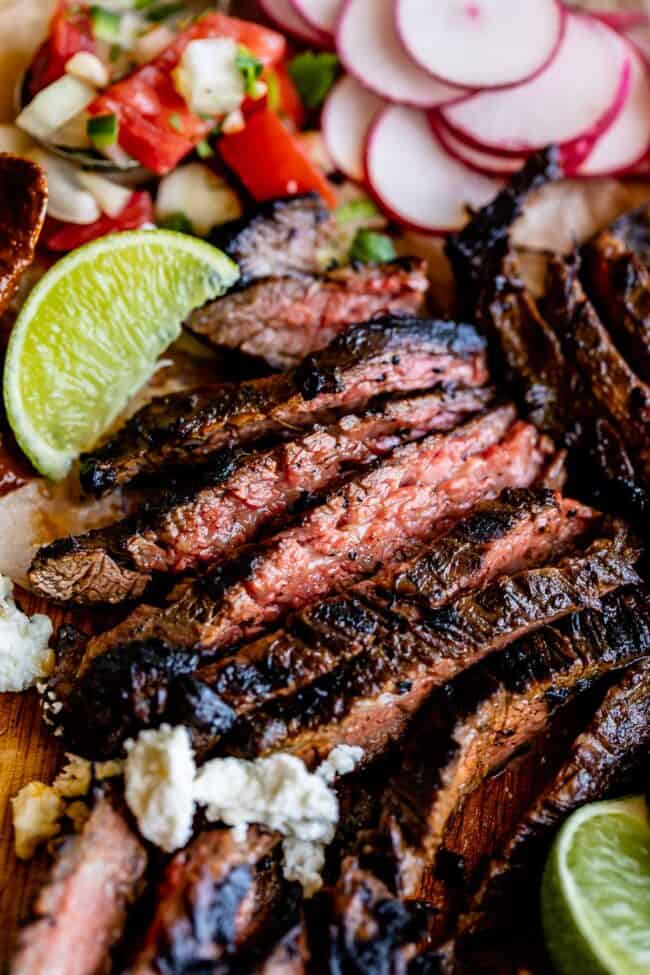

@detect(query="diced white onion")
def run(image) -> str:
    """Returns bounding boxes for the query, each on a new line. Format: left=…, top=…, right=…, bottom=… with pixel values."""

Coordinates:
left=50, top=111, right=91, bottom=149
left=221, top=109, right=245, bottom=134
left=65, top=52, right=110, bottom=89
left=27, top=148, right=101, bottom=225
left=172, top=38, right=245, bottom=117
left=16, top=75, right=97, bottom=142
left=134, top=24, right=176, bottom=64
left=77, top=171, right=132, bottom=218
left=156, top=163, right=242, bottom=237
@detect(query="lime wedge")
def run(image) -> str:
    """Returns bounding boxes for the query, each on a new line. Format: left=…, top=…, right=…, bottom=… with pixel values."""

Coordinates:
left=542, top=796, right=650, bottom=975
left=3, top=230, right=238, bottom=480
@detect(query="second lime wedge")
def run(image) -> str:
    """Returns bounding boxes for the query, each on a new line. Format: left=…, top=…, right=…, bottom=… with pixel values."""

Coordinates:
left=542, top=796, right=650, bottom=975
left=4, top=230, right=239, bottom=480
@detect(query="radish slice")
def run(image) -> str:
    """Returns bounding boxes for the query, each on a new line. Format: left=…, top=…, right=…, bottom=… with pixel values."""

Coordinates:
left=258, top=0, right=329, bottom=45
left=395, top=0, right=565, bottom=90
left=292, top=0, right=342, bottom=38
left=365, top=105, right=502, bottom=233
left=430, top=114, right=526, bottom=177
left=626, top=23, right=650, bottom=61
left=322, top=75, right=384, bottom=181
left=441, top=14, right=629, bottom=155
left=336, top=0, right=468, bottom=108
left=577, top=42, right=650, bottom=175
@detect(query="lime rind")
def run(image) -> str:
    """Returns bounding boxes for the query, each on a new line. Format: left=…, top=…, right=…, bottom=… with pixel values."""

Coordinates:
left=4, top=230, right=239, bottom=480
left=542, top=797, right=650, bottom=975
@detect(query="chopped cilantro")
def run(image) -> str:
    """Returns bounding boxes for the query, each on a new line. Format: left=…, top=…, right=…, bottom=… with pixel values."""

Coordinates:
left=89, top=6, right=121, bottom=43
left=236, top=45, right=264, bottom=97
left=158, top=212, right=194, bottom=235
left=349, top=229, right=396, bottom=264
left=288, top=51, right=340, bottom=110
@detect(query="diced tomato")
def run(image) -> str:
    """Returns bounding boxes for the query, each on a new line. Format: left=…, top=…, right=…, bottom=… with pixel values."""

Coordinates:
left=27, top=0, right=97, bottom=97
left=41, top=191, right=153, bottom=252
left=219, top=108, right=336, bottom=208
left=88, top=13, right=285, bottom=175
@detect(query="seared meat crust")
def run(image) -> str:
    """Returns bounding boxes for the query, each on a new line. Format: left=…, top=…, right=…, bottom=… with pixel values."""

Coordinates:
left=0, top=155, right=47, bottom=316
left=80, top=316, right=488, bottom=495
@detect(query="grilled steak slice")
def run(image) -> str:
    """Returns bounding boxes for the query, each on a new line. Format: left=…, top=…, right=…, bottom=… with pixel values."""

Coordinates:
left=254, top=922, right=310, bottom=975
left=31, top=387, right=492, bottom=605
left=127, top=827, right=296, bottom=975
left=544, top=252, right=650, bottom=470
left=383, top=584, right=650, bottom=898
left=227, top=526, right=640, bottom=768
left=80, top=316, right=488, bottom=496
left=445, top=147, right=562, bottom=309
left=10, top=798, right=146, bottom=975
left=609, top=201, right=650, bottom=267
left=582, top=228, right=650, bottom=383
left=198, top=490, right=597, bottom=715
left=451, top=652, right=650, bottom=956
left=0, top=155, right=48, bottom=316
left=318, top=857, right=427, bottom=975
left=210, top=193, right=332, bottom=286
left=186, top=259, right=429, bottom=368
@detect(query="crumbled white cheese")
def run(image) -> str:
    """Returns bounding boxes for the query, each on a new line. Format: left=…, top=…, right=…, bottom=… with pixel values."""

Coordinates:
left=0, top=575, right=53, bottom=692
left=124, top=724, right=195, bottom=853
left=12, top=782, right=64, bottom=860
left=52, top=753, right=92, bottom=798
left=193, top=747, right=364, bottom=896
left=172, top=37, right=244, bottom=116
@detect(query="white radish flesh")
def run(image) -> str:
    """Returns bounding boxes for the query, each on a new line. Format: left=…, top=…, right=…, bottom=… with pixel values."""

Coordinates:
left=395, top=0, right=565, bottom=89
left=365, top=105, right=502, bottom=233
left=337, top=0, right=468, bottom=107
left=430, top=115, right=526, bottom=176
left=577, top=42, right=650, bottom=175
left=258, top=0, right=329, bottom=45
left=322, top=75, right=384, bottom=181
left=441, top=14, right=629, bottom=154
left=293, top=0, right=342, bottom=37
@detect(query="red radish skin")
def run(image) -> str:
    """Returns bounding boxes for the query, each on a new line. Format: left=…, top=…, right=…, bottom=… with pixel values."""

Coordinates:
left=577, top=41, right=650, bottom=176
left=365, top=105, right=502, bottom=234
left=430, top=114, right=526, bottom=177
left=292, top=0, right=342, bottom=38
left=559, top=55, right=632, bottom=175
left=441, top=14, right=630, bottom=156
left=258, top=0, right=330, bottom=46
left=395, top=0, right=566, bottom=91
left=626, top=23, right=650, bottom=63
left=337, top=0, right=469, bottom=108
left=322, top=75, right=384, bottom=181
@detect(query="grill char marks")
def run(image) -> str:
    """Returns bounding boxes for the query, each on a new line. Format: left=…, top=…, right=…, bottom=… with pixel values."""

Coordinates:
left=582, top=228, right=650, bottom=383
left=127, top=827, right=293, bottom=975
left=545, top=252, right=650, bottom=471
left=609, top=201, right=650, bottom=267
left=384, top=585, right=650, bottom=899
left=186, top=259, right=430, bottom=369
left=211, top=193, right=332, bottom=286
left=449, top=652, right=650, bottom=965
left=228, top=524, right=639, bottom=768
left=80, top=316, right=488, bottom=496
left=30, top=387, right=493, bottom=606
left=10, top=799, right=147, bottom=975
left=77, top=405, right=530, bottom=670
left=198, top=491, right=597, bottom=715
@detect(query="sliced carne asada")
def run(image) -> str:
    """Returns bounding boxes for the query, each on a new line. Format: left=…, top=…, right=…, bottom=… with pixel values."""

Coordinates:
left=544, top=252, right=650, bottom=470
left=210, top=193, right=332, bottom=286
left=80, top=316, right=488, bottom=496
left=127, top=827, right=296, bottom=975
left=445, top=146, right=562, bottom=310
left=383, top=584, right=650, bottom=899
left=10, top=798, right=147, bottom=975
left=450, top=652, right=650, bottom=959
left=608, top=201, right=650, bottom=267
left=582, top=228, right=650, bottom=383
left=186, top=259, right=429, bottom=369
left=31, top=386, right=493, bottom=606
left=254, top=922, right=310, bottom=975
left=226, top=525, right=639, bottom=769
left=198, top=490, right=597, bottom=714
left=0, top=155, right=48, bottom=316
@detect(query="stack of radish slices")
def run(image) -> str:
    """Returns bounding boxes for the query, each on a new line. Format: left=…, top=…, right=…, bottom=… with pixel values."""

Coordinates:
left=261, top=0, right=650, bottom=234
